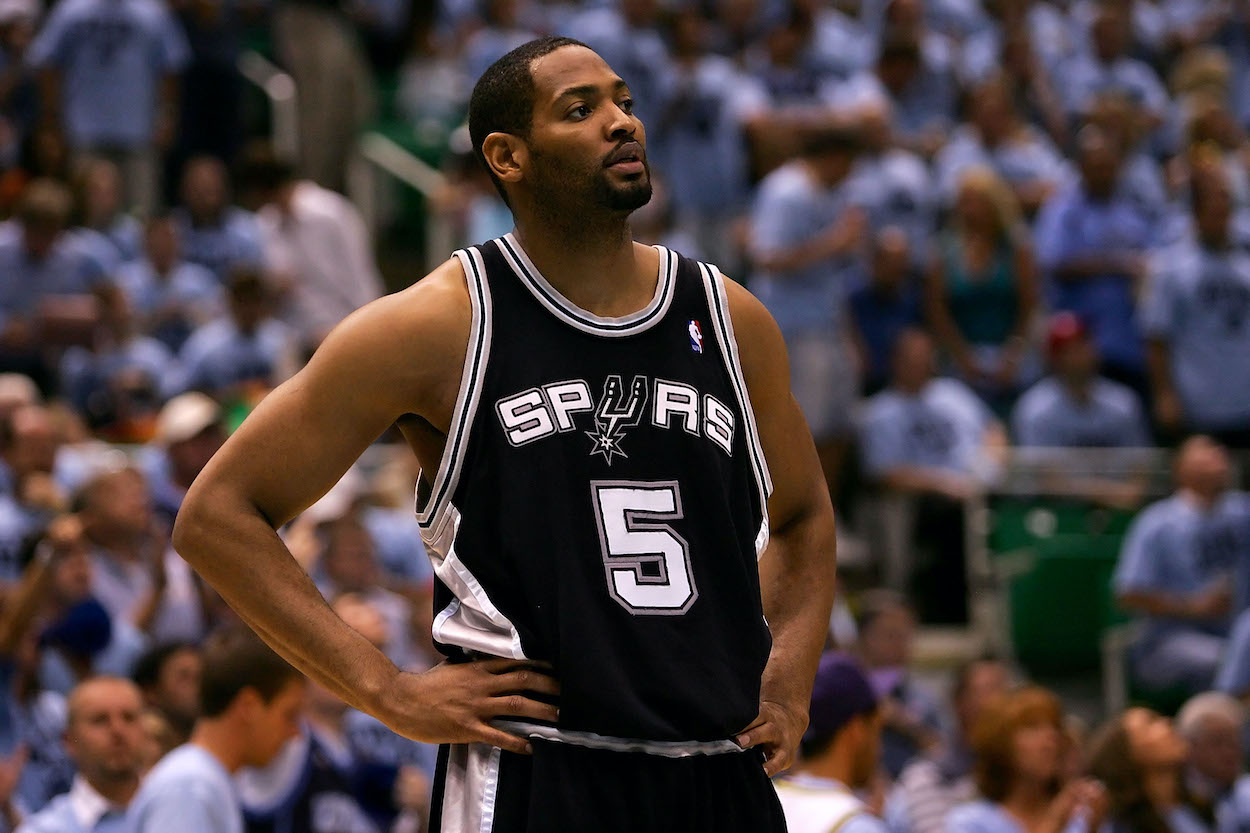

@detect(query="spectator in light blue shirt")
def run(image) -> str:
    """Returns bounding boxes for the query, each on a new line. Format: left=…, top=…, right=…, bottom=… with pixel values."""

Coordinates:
left=1114, top=436, right=1250, bottom=692
left=1011, top=312, right=1149, bottom=448
left=16, top=677, right=146, bottom=833
left=1035, top=125, right=1153, bottom=397
left=26, top=0, right=189, bottom=213
left=774, top=653, right=887, bottom=833
left=116, top=213, right=221, bottom=354
left=1143, top=171, right=1250, bottom=445
left=129, top=627, right=305, bottom=833
left=171, top=268, right=297, bottom=399
left=173, top=157, right=264, bottom=282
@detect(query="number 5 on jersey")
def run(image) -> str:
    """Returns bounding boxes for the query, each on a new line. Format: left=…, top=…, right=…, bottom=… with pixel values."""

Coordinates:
left=591, top=481, right=698, bottom=615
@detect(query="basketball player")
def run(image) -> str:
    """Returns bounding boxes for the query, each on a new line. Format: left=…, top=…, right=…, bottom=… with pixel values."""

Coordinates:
left=173, top=36, right=837, bottom=832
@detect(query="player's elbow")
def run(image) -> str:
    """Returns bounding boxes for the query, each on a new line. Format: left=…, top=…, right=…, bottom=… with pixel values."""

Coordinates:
left=171, top=479, right=251, bottom=570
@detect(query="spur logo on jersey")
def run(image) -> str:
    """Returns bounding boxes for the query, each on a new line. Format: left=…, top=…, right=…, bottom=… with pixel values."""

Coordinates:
left=688, top=320, right=704, bottom=354
left=495, top=374, right=735, bottom=463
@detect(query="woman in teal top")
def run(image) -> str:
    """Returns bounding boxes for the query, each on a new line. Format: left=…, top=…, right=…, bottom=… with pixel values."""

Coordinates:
left=926, top=166, right=1040, bottom=413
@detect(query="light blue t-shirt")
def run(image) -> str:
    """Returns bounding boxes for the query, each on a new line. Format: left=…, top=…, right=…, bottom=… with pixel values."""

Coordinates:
left=173, top=208, right=264, bottom=282
left=0, top=227, right=110, bottom=329
left=749, top=161, right=868, bottom=336
left=1141, top=241, right=1250, bottom=431
left=116, top=259, right=222, bottom=352
left=948, top=799, right=1090, bottom=833
left=1010, top=376, right=1149, bottom=448
left=26, top=0, right=189, bottom=148
left=16, top=790, right=130, bottom=833
left=172, top=317, right=293, bottom=397
left=858, top=378, right=993, bottom=479
left=129, top=745, right=241, bottom=833
left=1114, top=492, right=1250, bottom=647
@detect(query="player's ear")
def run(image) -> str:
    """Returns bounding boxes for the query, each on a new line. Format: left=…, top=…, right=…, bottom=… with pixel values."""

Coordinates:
left=482, top=133, right=526, bottom=186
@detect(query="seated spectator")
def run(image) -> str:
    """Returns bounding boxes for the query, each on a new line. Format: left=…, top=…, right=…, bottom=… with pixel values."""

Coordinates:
left=885, top=658, right=1011, bottom=833
left=140, top=392, right=225, bottom=528
left=946, top=687, right=1106, bottom=833
left=1085, top=92, right=1170, bottom=235
left=116, top=212, right=222, bottom=354
left=73, top=158, right=141, bottom=265
left=0, top=404, right=67, bottom=538
left=1216, top=609, right=1250, bottom=698
left=1114, top=436, right=1250, bottom=692
left=850, top=227, right=922, bottom=396
left=774, top=653, right=885, bottom=833
left=172, top=268, right=299, bottom=402
left=131, top=642, right=201, bottom=748
left=924, top=166, right=1040, bottom=413
left=1011, top=313, right=1150, bottom=448
left=1175, top=693, right=1243, bottom=828
left=128, top=627, right=305, bottom=833
left=1035, top=126, right=1154, bottom=398
left=238, top=145, right=384, bottom=352
left=934, top=75, right=1066, bottom=217
left=858, top=329, right=1006, bottom=621
left=748, top=126, right=868, bottom=492
left=852, top=591, right=942, bottom=779
left=174, top=157, right=264, bottom=282
left=1060, top=4, right=1169, bottom=130
left=58, top=287, right=176, bottom=440
left=1144, top=170, right=1250, bottom=445
left=1087, top=708, right=1206, bottom=833
left=316, top=516, right=418, bottom=670
left=15, top=677, right=146, bottom=833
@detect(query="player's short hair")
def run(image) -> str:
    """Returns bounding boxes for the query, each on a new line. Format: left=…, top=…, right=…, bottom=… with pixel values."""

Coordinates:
left=468, top=35, right=590, bottom=207
left=199, top=627, right=300, bottom=718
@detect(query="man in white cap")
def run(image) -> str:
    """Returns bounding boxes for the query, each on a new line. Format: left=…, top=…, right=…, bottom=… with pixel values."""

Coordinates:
left=145, top=393, right=224, bottom=527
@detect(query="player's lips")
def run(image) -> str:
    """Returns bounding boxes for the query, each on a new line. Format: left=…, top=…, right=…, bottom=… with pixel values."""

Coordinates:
left=605, top=143, right=645, bottom=172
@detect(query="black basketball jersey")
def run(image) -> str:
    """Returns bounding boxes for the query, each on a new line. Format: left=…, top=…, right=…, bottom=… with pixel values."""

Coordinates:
left=417, top=234, right=773, bottom=745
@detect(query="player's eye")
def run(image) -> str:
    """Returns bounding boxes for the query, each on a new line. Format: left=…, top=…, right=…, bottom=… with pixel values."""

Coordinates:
left=568, top=104, right=591, bottom=120
left=619, top=98, right=634, bottom=115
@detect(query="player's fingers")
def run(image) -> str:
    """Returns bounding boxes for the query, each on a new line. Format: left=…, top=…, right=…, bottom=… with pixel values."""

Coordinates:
left=478, top=658, right=555, bottom=675
left=736, top=718, right=781, bottom=749
left=488, top=693, right=560, bottom=724
left=734, top=715, right=768, bottom=745
left=493, top=669, right=561, bottom=697
left=763, top=745, right=794, bottom=778
left=473, top=723, right=533, bottom=756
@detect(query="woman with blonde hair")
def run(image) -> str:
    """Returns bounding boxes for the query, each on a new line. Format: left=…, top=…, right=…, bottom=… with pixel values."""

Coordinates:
left=925, top=165, right=1040, bottom=415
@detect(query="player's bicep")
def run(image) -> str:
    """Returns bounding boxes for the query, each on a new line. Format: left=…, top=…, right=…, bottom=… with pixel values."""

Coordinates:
left=723, top=281, right=830, bottom=533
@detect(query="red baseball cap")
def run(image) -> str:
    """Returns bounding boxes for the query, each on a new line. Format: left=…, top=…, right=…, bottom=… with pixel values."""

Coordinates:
left=1046, top=312, right=1087, bottom=359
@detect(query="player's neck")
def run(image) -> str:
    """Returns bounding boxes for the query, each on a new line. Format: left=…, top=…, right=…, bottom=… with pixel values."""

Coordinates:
left=511, top=220, right=656, bottom=317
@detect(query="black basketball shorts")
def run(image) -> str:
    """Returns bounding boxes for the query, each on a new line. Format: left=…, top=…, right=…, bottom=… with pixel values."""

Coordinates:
left=429, top=737, right=788, bottom=832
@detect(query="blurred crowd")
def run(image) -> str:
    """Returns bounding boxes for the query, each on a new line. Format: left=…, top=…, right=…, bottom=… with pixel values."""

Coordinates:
left=0, top=0, right=1241, bottom=831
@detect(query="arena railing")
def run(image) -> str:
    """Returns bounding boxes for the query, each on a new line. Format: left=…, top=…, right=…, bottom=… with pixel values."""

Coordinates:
left=237, top=50, right=300, bottom=164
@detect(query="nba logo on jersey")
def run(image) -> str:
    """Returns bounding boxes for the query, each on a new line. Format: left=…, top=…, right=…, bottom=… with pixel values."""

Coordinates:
left=688, top=320, right=704, bottom=354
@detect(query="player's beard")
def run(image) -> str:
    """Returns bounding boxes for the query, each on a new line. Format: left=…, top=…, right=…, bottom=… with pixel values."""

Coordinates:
left=529, top=145, right=653, bottom=217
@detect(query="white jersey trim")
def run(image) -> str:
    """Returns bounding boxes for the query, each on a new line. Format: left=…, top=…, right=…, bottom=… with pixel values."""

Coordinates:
left=492, top=720, right=744, bottom=758
left=417, top=246, right=493, bottom=530
left=437, top=743, right=503, bottom=833
left=698, top=262, right=774, bottom=557
left=496, top=233, right=677, bottom=337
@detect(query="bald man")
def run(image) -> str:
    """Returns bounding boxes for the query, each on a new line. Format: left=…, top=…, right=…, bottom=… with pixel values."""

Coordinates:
left=17, top=677, right=147, bottom=833
left=1115, top=436, right=1250, bottom=692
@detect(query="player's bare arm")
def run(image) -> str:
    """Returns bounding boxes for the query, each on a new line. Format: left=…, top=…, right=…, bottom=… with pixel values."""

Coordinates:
left=172, top=257, right=558, bottom=756
left=724, top=278, right=838, bottom=777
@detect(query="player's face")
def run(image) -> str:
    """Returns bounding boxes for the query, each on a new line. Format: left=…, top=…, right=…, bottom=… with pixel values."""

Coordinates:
left=525, top=46, right=652, bottom=214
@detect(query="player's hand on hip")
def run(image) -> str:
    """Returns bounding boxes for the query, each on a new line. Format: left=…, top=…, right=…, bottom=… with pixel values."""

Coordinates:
left=736, top=699, right=807, bottom=777
left=381, top=658, right=559, bottom=755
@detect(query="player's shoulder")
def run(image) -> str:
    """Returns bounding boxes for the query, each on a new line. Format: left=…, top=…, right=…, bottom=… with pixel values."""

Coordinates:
left=332, top=257, right=471, bottom=350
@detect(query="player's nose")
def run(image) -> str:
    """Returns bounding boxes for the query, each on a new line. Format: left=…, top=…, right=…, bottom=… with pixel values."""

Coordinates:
left=604, top=103, right=637, bottom=140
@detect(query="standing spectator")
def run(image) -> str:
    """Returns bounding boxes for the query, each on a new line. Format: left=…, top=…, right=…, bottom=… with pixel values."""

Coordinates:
left=852, top=591, right=942, bottom=780
left=128, top=627, right=305, bottom=833
left=238, top=146, right=384, bottom=352
left=77, top=468, right=165, bottom=630
left=885, top=659, right=1011, bottom=833
left=1175, top=693, right=1244, bottom=829
left=1144, top=172, right=1250, bottom=445
left=924, top=166, right=1040, bottom=413
left=168, top=0, right=246, bottom=181
left=946, top=687, right=1106, bottom=833
left=859, top=329, right=1007, bottom=622
left=173, top=156, right=263, bottom=282
left=0, top=0, right=41, bottom=172
left=854, top=100, right=936, bottom=260
left=1035, top=125, right=1154, bottom=399
left=748, top=126, right=868, bottom=493
left=15, top=677, right=146, bottom=833
left=1060, top=3, right=1169, bottom=129
left=1011, top=312, right=1150, bottom=448
left=774, top=653, right=885, bottom=833
left=116, top=211, right=222, bottom=354
left=270, top=0, right=373, bottom=192
left=850, top=226, right=922, bottom=396
left=131, top=642, right=201, bottom=748
left=26, top=0, right=190, bottom=214
left=172, top=268, right=299, bottom=401
left=1087, top=708, right=1206, bottom=833
left=1114, top=435, right=1250, bottom=693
